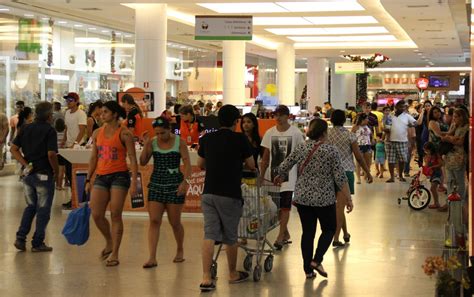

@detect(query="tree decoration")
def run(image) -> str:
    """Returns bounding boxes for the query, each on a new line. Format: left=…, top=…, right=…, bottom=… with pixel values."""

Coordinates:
left=343, top=53, right=390, bottom=104
left=111, top=31, right=116, bottom=73
left=47, top=18, right=54, bottom=67
left=343, top=53, right=390, bottom=68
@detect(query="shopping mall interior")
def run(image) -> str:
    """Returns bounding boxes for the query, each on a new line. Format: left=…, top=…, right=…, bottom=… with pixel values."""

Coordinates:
left=0, top=0, right=472, bottom=296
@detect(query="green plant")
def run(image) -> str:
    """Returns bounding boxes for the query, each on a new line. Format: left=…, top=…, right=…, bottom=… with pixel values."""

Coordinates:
left=422, top=255, right=469, bottom=296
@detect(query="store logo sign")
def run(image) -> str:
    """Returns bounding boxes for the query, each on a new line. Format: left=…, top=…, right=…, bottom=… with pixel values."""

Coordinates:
left=416, top=78, right=429, bottom=90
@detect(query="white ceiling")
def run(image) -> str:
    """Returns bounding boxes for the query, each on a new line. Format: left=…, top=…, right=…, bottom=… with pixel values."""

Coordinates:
left=1, top=0, right=470, bottom=67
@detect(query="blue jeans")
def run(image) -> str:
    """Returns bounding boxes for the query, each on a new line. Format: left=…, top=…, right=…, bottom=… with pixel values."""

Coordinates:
left=16, top=173, right=55, bottom=247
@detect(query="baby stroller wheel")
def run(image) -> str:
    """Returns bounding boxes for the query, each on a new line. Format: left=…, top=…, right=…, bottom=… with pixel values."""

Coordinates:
left=408, top=186, right=431, bottom=210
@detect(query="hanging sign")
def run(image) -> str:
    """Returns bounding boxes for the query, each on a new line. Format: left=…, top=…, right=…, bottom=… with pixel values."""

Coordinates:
left=195, top=16, right=253, bottom=41
left=335, top=62, right=365, bottom=74
left=416, top=77, right=429, bottom=90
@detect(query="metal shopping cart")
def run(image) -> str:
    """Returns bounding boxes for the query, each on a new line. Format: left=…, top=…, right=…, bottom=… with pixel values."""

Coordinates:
left=210, top=172, right=280, bottom=282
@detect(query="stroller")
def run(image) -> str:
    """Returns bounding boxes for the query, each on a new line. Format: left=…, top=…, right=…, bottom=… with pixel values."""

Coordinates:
left=398, top=168, right=431, bottom=210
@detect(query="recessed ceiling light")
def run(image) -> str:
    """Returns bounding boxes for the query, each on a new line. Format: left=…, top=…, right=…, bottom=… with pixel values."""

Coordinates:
left=417, top=53, right=423, bottom=55
left=116, top=32, right=122, bottom=35
left=288, top=35, right=396, bottom=42
left=0, top=8, right=10, bottom=12
left=304, top=16, right=377, bottom=25
left=197, top=3, right=286, bottom=13
left=266, top=26, right=388, bottom=35
left=125, top=34, right=132, bottom=38
left=24, top=14, right=34, bottom=17
left=41, top=17, right=50, bottom=21
left=294, top=40, right=416, bottom=48
left=88, top=27, right=97, bottom=30
left=58, top=21, right=67, bottom=24
left=253, top=17, right=311, bottom=26
left=413, top=49, right=419, bottom=52
left=102, top=30, right=110, bottom=33
left=276, top=1, right=365, bottom=12
left=74, top=24, right=83, bottom=28
left=340, top=50, right=346, bottom=53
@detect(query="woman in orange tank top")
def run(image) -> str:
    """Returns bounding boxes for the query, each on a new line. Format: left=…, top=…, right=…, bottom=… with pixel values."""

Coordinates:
left=85, top=101, right=138, bottom=267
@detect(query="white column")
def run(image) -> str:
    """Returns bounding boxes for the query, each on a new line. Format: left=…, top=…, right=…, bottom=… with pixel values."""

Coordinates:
left=134, top=4, right=167, bottom=118
left=307, top=58, right=328, bottom=112
left=277, top=43, right=295, bottom=106
left=330, top=63, right=356, bottom=109
left=223, top=40, right=246, bottom=105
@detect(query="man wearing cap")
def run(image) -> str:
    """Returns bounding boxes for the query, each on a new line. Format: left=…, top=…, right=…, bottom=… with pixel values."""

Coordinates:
left=260, top=105, right=305, bottom=250
left=61, top=92, right=87, bottom=208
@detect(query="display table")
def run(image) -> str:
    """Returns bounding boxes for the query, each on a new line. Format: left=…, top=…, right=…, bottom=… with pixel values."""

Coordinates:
left=59, top=148, right=204, bottom=213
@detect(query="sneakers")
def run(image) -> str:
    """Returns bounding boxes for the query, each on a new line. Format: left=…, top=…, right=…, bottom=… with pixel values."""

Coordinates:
left=14, top=240, right=26, bottom=251
left=31, top=244, right=53, bottom=252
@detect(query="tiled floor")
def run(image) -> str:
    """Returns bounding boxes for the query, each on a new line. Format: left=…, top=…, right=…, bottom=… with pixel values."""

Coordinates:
left=0, top=173, right=446, bottom=297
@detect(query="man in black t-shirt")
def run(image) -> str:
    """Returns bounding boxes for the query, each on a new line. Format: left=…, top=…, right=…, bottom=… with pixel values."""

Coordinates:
left=197, top=105, right=255, bottom=291
left=11, top=102, right=59, bottom=253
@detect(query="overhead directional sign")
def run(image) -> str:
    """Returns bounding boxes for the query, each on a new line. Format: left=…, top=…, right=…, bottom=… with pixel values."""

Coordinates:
left=335, top=62, right=366, bottom=74
left=195, top=15, right=253, bottom=41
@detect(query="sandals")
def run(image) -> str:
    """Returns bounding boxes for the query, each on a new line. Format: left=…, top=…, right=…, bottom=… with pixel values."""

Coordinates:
left=332, top=241, right=345, bottom=248
left=306, top=272, right=317, bottom=279
left=143, top=262, right=157, bottom=269
left=310, top=262, right=328, bottom=278
left=386, top=178, right=395, bottom=183
left=229, top=271, right=249, bottom=284
left=105, top=259, right=120, bottom=267
left=274, top=239, right=292, bottom=250
left=173, top=257, right=185, bottom=263
left=100, top=249, right=112, bottom=260
left=343, top=234, right=351, bottom=243
left=200, top=283, right=216, bottom=292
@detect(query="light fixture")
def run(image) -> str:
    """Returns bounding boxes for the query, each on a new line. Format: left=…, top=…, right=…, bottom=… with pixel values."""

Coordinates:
left=294, top=40, right=416, bottom=48
left=253, top=17, right=311, bottom=26
left=367, top=67, right=471, bottom=72
left=74, top=24, right=83, bottom=28
left=417, top=53, right=423, bottom=55
left=288, top=35, right=396, bottom=42
left=266, top=26, right=388, bottom=35
left=166, top=57, right=180, bottom=62
left=39, top=74, right=69, bottom=81
left=167, top=8, right=195, bottom=26
left=0, top=8, right=10, bottom=12
left=23, top=14, right=34, bottom=18
left=88, top=27, right=97, bottom=30
left=58, top=21, right=67, bottom=24
left=413, top=49, right=419, bottom=52
left=197, top=2, right=287, bottom=13
left=75, top=37, right=109, bottom=43
left=304, top=16, right=377, bottom=25
left=124, top=34, right=132, bottom=38
left=102, top=30, right=110, bottom=33
left=41, top=17, right=50, bottom=21
left=251, top=34, right=278, bottom=49
left=275, top=1, right=364, bottom=12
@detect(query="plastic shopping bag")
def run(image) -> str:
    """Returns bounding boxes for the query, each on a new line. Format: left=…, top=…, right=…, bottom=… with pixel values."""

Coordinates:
left=62, top=203, right=91, bottom=246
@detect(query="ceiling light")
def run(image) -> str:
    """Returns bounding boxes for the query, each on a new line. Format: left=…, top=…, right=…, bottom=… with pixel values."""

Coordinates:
left=0, top=8, right=10, bottom=12
left=294, top=40, right=416, bottom=48
left=413, top=49, right=419, bottom=52
left=58, top=21, right=67, bottom=24
left=166, top=57, right=180, bottom=62
left=41, top=17, right=50, bottom=21
left=253, top=17, right=311, bottom=26
left=167, top=8, right=195, bottom=26
left=197, top=3, right=287, bottom=13
left=304, top=16, right=377, bottom=25
left=367, top=67, right=471, bottom=72
left=288, top=35, right=396, bottom=42
left=24, top=14, right=34, bottom=18
left=75, top=37, right=109, bottom=43
left=124, top=34, right=132, bottom=38
left=276, top=1, right=364, bottom=12
left=74, top=24, right=83, bottom=28
left=116, top=32, right=122, bottom=35
left=88, top=27, right=97, bottom=30
left=417, top=53, right=423, bottom=55
left=266, top=26, right=388, bottom=35
left=251, top=34, right=278, bottom=49
left=102, top=30, right=110, bottom=33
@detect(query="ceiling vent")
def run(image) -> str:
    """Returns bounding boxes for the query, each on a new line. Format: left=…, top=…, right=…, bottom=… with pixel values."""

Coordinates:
left=407, top=5, right=429, bottom=8
left=418, top=18, right=436, bottom=21
left=425, top=29, right=442, bottom=32
left=80, top=8, right=102, bottom=11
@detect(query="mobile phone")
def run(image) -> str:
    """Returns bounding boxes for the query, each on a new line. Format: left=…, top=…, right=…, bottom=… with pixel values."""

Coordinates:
left=131, top=172, right=145, bottom=208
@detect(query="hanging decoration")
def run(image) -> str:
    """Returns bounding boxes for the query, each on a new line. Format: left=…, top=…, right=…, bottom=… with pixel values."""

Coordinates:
left=343, top=53, right=390, bottom=104
left=111, top=31, right=116, bottom=73
left=85, top=50, right=96, bottom=72
left=47, top=18, right=54, bottom=67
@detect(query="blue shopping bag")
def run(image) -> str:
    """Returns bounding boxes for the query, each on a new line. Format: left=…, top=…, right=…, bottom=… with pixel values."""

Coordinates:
left=62, top=202, right=91, bottom=246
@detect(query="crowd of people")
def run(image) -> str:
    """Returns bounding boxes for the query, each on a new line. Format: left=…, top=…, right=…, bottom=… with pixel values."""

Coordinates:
left=0, top=93, right=470, bottom=292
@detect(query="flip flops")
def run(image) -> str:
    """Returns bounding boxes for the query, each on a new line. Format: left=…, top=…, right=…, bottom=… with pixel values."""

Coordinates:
left=173, top=258, right=185, bottom=263
left=105, top=259, right=120, bottom=267
left=229, top=271, right=249, bottom=284
left=200, top=283, right=216, bottom=292
left=143, top=262, right=158, bottom=269
left=100, top=249, right=112, bottom=260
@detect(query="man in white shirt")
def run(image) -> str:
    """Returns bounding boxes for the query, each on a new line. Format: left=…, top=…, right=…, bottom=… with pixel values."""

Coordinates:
left=260, top=105, right=305, bottom=249
left=61, top=92, right=87, bottom=208
left=386, top=100, right=417, bottom=183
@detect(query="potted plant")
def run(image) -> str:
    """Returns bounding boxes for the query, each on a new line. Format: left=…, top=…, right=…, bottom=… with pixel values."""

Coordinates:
left=422, top=255, right=469, bottom=296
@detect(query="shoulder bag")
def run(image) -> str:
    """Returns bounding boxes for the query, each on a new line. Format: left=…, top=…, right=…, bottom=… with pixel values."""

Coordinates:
left=298, top=141, right=322, bottom=177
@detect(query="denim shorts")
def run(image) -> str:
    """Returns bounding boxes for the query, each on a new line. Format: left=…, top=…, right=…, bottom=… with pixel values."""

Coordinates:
left=93, top=171, right=131, bottom=190
left=359, top=145, right=372, bottom=153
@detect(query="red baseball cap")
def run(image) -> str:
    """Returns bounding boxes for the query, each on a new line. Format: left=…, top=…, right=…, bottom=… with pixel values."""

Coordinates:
left=63, top=92, right=80, bottom=102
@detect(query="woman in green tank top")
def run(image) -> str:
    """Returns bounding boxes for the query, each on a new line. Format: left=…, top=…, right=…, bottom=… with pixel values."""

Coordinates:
left=139, top=116, right=192, bottom=268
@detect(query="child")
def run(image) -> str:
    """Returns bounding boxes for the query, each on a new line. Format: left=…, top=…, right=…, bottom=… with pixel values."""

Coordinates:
left=352, top=113, right=372, bottom=184
left=382, top=106, right=392, bottom=140
left=55, top=118, right=67, bottom=191
left=375, top=135, right=386, bottom=178
left=423, top=142, right=446, bottom=211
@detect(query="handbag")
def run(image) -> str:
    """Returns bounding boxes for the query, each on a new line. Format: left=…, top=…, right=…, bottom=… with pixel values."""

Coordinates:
left=298, top=141, right=322, bottom=177
left=438, top=141, right=454, bottom=155
left=62, top=190, right=91, bottom=246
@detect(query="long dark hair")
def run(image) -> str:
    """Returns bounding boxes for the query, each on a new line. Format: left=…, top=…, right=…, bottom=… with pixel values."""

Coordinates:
left=428, top=106, right=442, bottom=122
left=121, top=94, right=143, bottom=117
left=103, top=101, right=126, bottom=120
left=17, top=106, right=33, bottom=129
left=241, top=113, right=261, bottom=147
left=355, top=113, right=368, bottom=126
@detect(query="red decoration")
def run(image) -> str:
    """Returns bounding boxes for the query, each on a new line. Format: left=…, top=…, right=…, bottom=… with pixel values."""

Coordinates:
left=416, top=78, right=429, bottom=90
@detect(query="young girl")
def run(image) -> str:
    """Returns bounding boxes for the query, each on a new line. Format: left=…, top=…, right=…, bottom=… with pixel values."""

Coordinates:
left=352, top=113, right=372, bottom=184
left=423, top=142, right=446, bottom=210
left=375, top=135, right=386, bottom=178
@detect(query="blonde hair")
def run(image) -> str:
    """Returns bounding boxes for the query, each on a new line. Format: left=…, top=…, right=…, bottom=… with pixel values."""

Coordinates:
left=454, top=108, right=469, bottom=127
